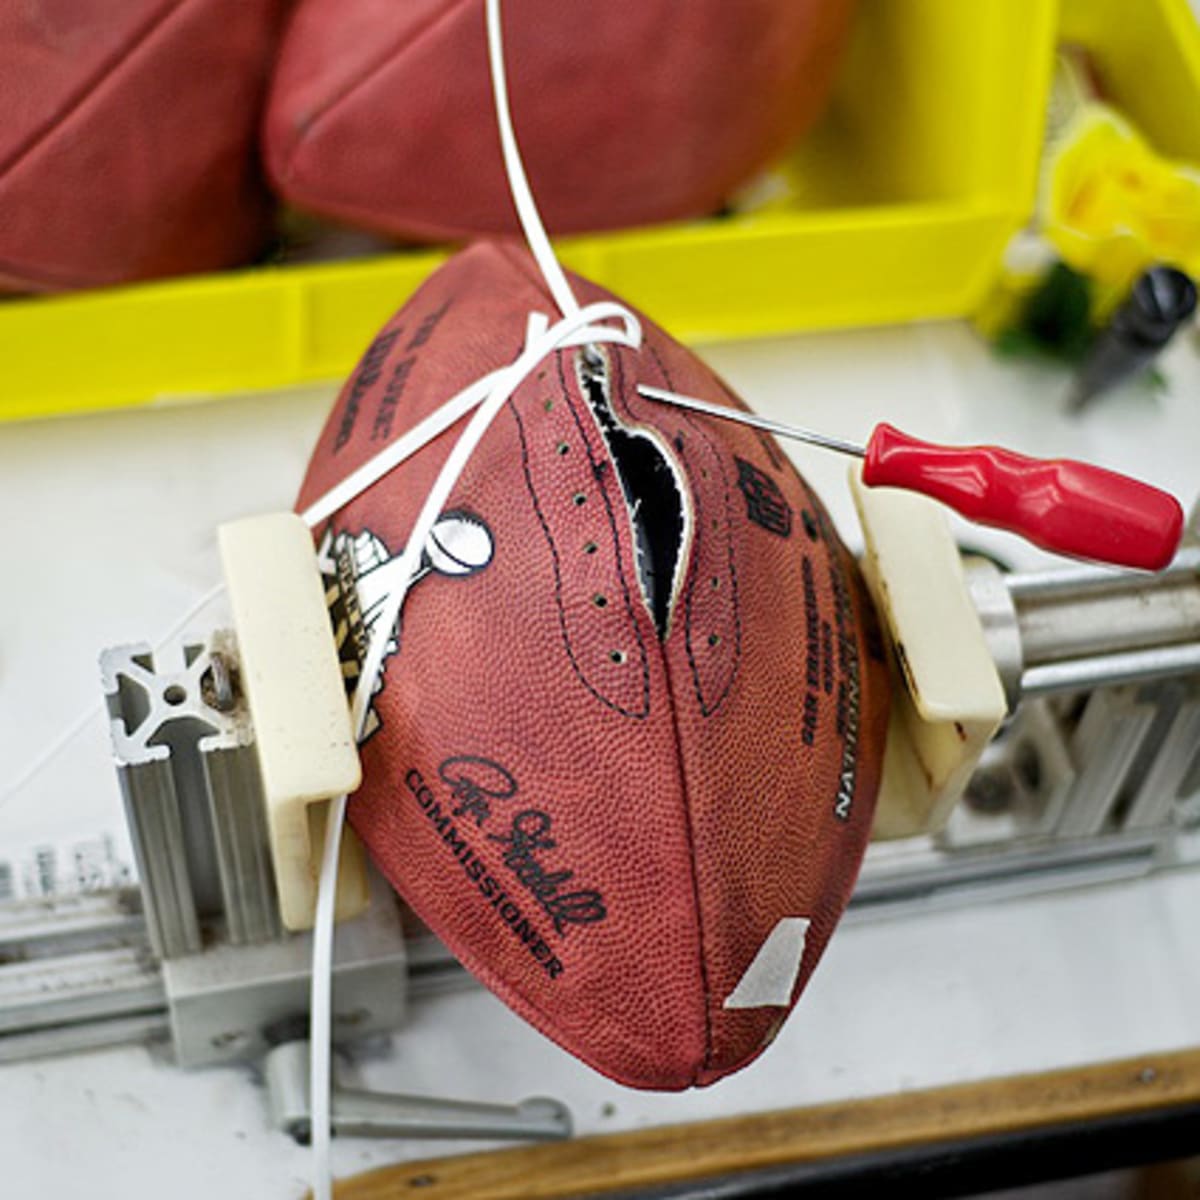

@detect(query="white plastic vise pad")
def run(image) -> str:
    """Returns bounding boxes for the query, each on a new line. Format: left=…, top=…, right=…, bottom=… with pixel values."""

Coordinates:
left=850, top=470, right=1007, bottom=839
left=218, top=512, right=367, bottom=930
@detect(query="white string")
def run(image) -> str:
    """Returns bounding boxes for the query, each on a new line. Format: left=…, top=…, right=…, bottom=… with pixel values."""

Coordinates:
left=299, top=372, right=502, bottom=530
left=484, top=0, right=578, bottom=320
left=303, top=3, right=642, bottom=1195
left=302, top=302, right=641, bottom=1200
left=306, top=802, right=343, bottom=1199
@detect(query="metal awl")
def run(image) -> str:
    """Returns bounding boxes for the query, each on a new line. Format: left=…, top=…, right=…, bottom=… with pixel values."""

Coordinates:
left=637, top=384, right=1184, bottom=571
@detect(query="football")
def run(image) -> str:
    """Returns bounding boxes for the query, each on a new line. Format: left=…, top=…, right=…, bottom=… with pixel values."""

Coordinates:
left=297, top=241, right=890, bottom=1089
left=0, top=0, right=283, bottom=292
left=265, top=0, right=855, bottom=242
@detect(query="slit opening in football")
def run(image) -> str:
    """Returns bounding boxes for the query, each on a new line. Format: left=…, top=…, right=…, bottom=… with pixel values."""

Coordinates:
left=575, top=350, right=686, bottom=639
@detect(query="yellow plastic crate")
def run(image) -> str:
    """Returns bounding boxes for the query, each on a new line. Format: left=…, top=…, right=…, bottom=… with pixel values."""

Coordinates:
left=2, top=0, right=1060, bottom=422
left=1058, top=0, right=1200, bottom=162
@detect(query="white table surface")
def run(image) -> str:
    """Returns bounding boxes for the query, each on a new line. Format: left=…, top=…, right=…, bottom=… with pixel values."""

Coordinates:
left=2, top=316, right=1199, bottom=1199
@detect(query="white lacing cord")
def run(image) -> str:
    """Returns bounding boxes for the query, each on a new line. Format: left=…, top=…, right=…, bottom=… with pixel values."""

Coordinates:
left=482, top=0, right=578, bottom=320
left=303, top=2, right=642, bottom=1196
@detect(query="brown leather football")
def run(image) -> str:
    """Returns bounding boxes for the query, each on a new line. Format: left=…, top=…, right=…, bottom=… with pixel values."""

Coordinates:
left=297, top=240, right=889, bottom=1089
left=0, top=0, right=283, bottom=292
left=265, top=0, right=855, bottom=241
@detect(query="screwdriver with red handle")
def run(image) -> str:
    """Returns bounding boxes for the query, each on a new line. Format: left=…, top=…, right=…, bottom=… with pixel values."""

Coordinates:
left=637, top=385, right=1184, bottom=572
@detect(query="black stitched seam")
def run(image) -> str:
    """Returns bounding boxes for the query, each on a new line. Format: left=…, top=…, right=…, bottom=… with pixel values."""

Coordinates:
left=555, top=350, right=653, bottom=716
left=620, top=343, right=718, bottom=1082
left=623, top=345, right=715, bottom=707
left=511, top=374, right=650, bottom=720
left=653, top=647, right=714, bottom=1087
left=540, top=331, right=709, bottom=1078
left=692, top=381, right=741, bottom=717
left=599, top=347, right=686, bottom=639
left=642, top=343, right=742, bottom=718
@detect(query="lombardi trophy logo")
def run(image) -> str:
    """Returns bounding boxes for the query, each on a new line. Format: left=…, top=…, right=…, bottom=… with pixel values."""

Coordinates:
left=317, top=510, right=494, bottom=738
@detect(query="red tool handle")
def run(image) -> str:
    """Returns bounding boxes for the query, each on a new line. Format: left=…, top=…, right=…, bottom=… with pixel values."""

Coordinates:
left=862, top=423, right=1184, bottom=571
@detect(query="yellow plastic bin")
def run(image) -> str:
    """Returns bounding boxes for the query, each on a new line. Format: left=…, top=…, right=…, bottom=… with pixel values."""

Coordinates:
left=1058, top=0, right=1200, bottom=161
left=2, top=0, right=1061, bottom=421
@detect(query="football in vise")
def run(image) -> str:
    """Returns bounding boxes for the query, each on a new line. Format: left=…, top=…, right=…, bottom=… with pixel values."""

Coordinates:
left=297, top=241, right=890, bottom=1089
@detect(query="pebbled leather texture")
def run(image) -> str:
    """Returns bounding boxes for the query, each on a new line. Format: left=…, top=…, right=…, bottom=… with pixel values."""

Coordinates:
left=513, top=366, right=652, bottom=719
left=0, top=0, right=285, bottom=292
left=297, top=241, right=890, bottom=1090
left=265, top=0, right=855, bottom=241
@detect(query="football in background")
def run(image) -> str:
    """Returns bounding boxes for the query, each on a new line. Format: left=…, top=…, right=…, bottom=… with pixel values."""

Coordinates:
left=265, top=0, right=855, bottom=242
left=0, top=0, right=285, bottom=292
left=297, top=240, right=890, bottom=1089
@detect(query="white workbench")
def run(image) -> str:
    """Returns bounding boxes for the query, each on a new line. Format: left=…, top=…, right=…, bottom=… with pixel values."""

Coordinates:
left=3, top=317, right=1199, bottom=1199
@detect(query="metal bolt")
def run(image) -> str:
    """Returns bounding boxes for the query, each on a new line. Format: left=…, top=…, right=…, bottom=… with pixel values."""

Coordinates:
left=202, top=652, right=238, bottom=713
left=964, top=766, right=1015, bottom=814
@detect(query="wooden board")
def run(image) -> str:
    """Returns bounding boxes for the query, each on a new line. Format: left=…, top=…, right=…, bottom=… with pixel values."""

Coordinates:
left=333, top=1046, right=1200, bottom=1199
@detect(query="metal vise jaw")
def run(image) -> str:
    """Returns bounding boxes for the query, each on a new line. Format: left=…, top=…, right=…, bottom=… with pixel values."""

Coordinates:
left=100, top=523, right=407, bottom=1069
left=102, top=636, right=275, bottom=959
left=96, top=514, right=570, bottom=1147
left=852, top=469, right=1200, bottom=916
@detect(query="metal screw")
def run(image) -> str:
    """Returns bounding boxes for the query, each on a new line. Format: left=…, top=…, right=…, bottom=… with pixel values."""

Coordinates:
left=964, top=766, right=1015, bottom=814
left=202, top=651, right=238, bottom=713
